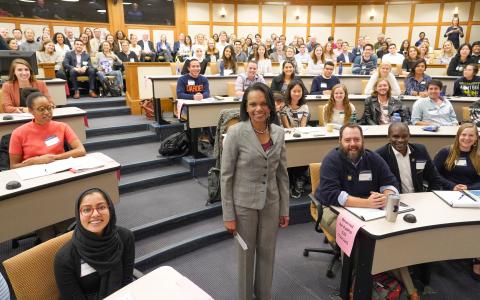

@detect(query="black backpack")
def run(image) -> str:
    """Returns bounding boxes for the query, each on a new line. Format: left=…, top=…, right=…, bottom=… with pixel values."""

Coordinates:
left=100, top=77, right=122, bottom=97
left=0, top=134, right=11, bottom=171
left=159, top=132, right=189, bottom=156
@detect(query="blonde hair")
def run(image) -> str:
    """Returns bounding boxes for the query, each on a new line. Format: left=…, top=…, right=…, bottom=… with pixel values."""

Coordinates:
left=445, top=123, right=480, bottom=174
left=324, top=84, right=352, bottom=125
left=377, top=63, right=392, bottom=78
left=440, top=40, right=457, bottom=58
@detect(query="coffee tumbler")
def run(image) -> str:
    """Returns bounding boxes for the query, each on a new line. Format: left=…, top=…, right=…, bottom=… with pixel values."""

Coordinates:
left=385, top=194, right=400, bottom=222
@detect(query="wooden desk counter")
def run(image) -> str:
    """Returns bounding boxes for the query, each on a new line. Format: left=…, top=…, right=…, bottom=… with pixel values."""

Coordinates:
left=284, top=125, right=457, bottom=167
left=0, top=107, right=87, bottom=142
left=333, top=192, right=480, bottom=299
left=0, top=152, right=120, bottom=242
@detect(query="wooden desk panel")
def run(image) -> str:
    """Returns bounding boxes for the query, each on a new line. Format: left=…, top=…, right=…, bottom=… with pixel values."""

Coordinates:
left=0, top=153, right=120, bottom=242
left=0, top=107, right=87, bottom=142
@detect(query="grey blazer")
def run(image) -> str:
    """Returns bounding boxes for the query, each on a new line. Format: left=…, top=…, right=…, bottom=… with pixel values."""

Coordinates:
left=221, top=121, right=290, bottom=221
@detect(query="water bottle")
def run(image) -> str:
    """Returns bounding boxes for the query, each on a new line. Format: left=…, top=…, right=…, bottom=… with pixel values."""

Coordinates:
left=349, top=112, right=357, bottom=124
left=219, top=60, right=225, bottom=76
left=338, top=62, right=343, bottom=75
left=175, top=57, right=180, bottom=75
left=391, top=112, right=401, bottom=123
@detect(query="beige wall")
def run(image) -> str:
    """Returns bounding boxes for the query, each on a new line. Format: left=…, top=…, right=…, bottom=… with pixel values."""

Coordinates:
left=184, top=1, right=480, bottom=48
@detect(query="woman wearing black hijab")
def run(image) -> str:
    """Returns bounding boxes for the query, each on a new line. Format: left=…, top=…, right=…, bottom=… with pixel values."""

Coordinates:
left=54, top=188, right=135, bottom=299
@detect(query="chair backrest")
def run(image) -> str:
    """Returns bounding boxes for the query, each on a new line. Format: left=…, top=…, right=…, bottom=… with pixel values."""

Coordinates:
left=170, top=82, right=177, bottom=99
left=398, top=80, right=405, bottom=93
left=462, top=106, right=470, bottom=122
left=318, top=105, right=325, bottom=126
left=209, top=62, right=219, bottom=75
left=3, top=231, right=73, bottom=300
left=361, top=79, right=368, bottom=94
left=0, top=89, right=4, bottom=113
left=227, top=81, right=236, bottom=97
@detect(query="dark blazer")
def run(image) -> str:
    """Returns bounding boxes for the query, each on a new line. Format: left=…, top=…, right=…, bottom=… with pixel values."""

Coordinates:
left=376, top=143, right=443, bottom=193
left=362, top=96, right=409, bottom=125
left=173, top=41, right=181, bottom=56
left=336, top=52, right=355, bottom=63
left=54, top=227, right=135, bottom=299
left=138, top=40, right=154, bottom=52
left=221, top=121, right=289, bottom=221
left=63, top=51, right=93, bottom=72
left=270, top=75, right=303, bottom=93
left=156, top=42, right=172, bottom=54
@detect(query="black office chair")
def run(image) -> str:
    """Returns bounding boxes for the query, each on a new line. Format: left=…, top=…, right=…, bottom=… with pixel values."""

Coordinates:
left=303, top=162, right=341, bottom=278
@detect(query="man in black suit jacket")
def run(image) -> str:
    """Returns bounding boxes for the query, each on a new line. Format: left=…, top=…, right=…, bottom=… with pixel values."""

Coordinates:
left=63, top=39, right=98, bottom=99
left=336, top=42, right=355, bottom=63
left=376, top=122, right=442, bottom=193
left=138, top=34, right=156, bottom=62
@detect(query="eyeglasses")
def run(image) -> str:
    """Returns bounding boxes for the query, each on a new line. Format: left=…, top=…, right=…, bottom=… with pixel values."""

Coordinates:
left=34, top=105, right=56, bottom=113
left=80, top=204, right=109, bottom=216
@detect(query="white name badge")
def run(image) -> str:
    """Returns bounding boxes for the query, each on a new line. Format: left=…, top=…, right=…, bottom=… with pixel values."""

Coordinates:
left=187, top=80, right=195, bottom=86
left=297, top=112, right=303, bottom=119
left=44, top=135, right=60, bottom=147
left=416, top=161, right=426, bottom=170
left=320, top=82, right=327, bottom=88
left=80, top=261, right=96, bottom=277
left=129, top=58, right=135, bottom=62
left=455, top=159, right=467, bottom=166
left=82, top=61, right=88, bottom=66
left=359, top=171, right=372, bottom=181
left=420, top=81, right=426, bottom=85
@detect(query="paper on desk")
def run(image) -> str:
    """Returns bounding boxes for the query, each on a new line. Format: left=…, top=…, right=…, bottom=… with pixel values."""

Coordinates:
left=433, top=190, right=480, bottom=208
left=15, top=156, right=104, bottom=180
left=336, top=211, right=365, bottom=257
left=345, top=203, right=414, bottom=221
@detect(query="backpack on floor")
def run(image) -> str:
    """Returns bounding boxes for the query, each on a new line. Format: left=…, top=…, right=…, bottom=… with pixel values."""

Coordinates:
left=140, top=99, right=155, bottom=120
left=0, top=134, right=11, bottom=171
left=159, top=132, right=189, bottom=156
left=100, top=77, right=122, bottom=97
left=372, top=272, right=408, bottom=300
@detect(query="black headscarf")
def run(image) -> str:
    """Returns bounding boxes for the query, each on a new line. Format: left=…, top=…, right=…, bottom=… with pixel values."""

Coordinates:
left=72, top=188, right=124, bottom=299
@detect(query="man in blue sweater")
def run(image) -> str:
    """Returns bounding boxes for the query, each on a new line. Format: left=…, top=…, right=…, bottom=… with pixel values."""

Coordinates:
left=310, top=61, right=340, bottom=95
left=316, top=124, right=399, bottom=235
left=176, top=59, right=210, bottom=100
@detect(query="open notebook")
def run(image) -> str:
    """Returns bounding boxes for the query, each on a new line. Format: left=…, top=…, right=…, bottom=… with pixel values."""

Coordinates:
left=433, top=190, right=480, bottom=208
left=15, top=156, right=105, bottom=180
left=345, top=202, right=414, bottom=221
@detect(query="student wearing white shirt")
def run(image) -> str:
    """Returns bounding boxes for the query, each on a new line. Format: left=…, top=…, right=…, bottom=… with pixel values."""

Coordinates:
left=216, top=31, right=229, bottom=57
left=294, top=44, right=310, bottom=66
left=381, top=43, right=405, bottom=66
left=306, top=44, right=326, bottom=75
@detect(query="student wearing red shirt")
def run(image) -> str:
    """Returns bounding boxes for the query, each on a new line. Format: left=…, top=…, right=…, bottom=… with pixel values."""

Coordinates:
left=9, top=90, right=86, bottom=169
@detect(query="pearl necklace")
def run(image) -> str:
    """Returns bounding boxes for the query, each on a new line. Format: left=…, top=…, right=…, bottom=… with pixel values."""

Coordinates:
left=252, top=122, right=268, bottom=134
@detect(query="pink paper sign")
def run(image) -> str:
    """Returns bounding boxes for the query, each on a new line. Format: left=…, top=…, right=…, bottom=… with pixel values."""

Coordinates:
left=336, top=211, right=365, bottom=257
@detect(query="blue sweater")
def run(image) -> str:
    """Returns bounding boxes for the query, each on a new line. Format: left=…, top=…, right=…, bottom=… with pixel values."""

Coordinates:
left=310, top=75, right=340, bottom=95
left=433, top=147, right=480, bottom=190
left=176, top=74, right=210, bottom=100
left=316, top=148, right=399, bottom=206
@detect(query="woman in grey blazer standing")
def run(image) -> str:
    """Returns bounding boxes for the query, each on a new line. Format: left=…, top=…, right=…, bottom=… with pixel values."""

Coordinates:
left=221, top=82, right=290, bottom=300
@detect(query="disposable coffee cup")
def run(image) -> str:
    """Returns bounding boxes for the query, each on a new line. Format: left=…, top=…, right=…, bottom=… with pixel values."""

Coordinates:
left=385, top=194, right=400, bottom=222
left=326, top=123, right=334, bottom=133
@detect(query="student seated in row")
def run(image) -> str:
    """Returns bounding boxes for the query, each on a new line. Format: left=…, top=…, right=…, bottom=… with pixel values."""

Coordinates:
left=433, top=123, right=480, bottom=280
left=63, top=39, right=98, bottom=99
left=376, top=122, right=442, bottom=299
left=447, top=43, right=475, bottom=77
left=176, top=59, right=210, bottom=100
left=453, top=63, right=480, bottom=97
left=410, top=80, right=458, bottom=126
left=364, top=63, right=401, bottom=96
left=404, top=59, right=431, bottom=97
left=352, top=43, right=377, bottom=75
left=271, top=61, right=302, bottom=94
left=2, top=58, right=53, bottom=113
left=310, top=61, right=339, bottom=95
left=319, top=84, right=355, bottom=126
left=55, top=188, right=135, bottom=299
left=363, top=79, right=408, bottom=125
left=181, top=48, right=208, bottom=75
left=235, top=60, right=265, bottom=97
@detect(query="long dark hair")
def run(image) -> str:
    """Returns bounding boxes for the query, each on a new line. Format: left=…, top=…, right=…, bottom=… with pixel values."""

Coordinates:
left=409, top=58, right=427, bottom=77
left=239, top=82, right=278, bottom=125
left=285, top=80, right=307, bottom=106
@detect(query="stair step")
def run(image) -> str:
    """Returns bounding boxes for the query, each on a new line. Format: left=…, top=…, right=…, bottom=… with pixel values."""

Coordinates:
left=98, top=142, right=166, bottom=167
left=115, top=179, right=210, bottom=229
left=66, top=98, right=126, bottom=109
left=119, top=164, right=192, bottom=193
left=85, top=106, right=131, bottom=118
left=86, top=115, right=153, bottom=130
left=84, top=131, right=158, bottom=151
left=86, top=124, right=150, bottom=137
left=134, top=216, right=226, bottom=269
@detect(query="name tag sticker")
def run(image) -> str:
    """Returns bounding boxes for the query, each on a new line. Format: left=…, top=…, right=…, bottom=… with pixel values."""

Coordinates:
left=44, top=135, right=60, bottom=147
left=359, top=171, right=372, bottom=181
left=420, top=81, right=426, bottom=85
left=361, top=65, right=366, bottom=69
left=80, top=261, right=96, bottom=277
left=187, top=80, right=195, bottom=86
left=320, top=82, right=327, bottom=88
left=416, top=161, right=426, bottom=170
left=456, top=159, right=467, bottom=166
left=297, top=112, right=303, bottom=119
left=82, top=61, right=88, bottom=66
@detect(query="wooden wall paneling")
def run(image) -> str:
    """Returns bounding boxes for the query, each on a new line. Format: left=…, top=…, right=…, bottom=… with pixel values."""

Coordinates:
left=408, top=4, right=416, bottom=42
left=283, top=6, right=287, bottom=36
left=331, top=5, right=336, bottom=37
left=175, top=0, right=187, bottom=37
left=234, top=4, right=238, bottom=35
left=436, top=3, right=445, bottom=48
left=382, top=4, right=388, bottom=33
left=209, top=1, right=213, bottom=36
left=106, top=0, right=125, bottom=33
left=307, top=6, right=312, bottom=37
left=259, top=4, right=263, bottom=36
left=466, top=1, right=477, bottom=42
left=356, top=5, right=361, bottom=43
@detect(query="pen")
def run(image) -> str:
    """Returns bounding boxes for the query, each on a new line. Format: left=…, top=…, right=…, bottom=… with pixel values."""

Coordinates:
left=458, top=194, right=465, bottom=200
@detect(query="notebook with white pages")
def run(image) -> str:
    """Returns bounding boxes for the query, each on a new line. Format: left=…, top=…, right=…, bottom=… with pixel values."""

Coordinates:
left=433, top=190, right=480, bottom=208
left=345, top=202, right=414, bottom=221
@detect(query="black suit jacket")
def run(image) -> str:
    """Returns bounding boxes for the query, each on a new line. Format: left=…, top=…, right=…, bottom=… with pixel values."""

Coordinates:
left=376, top=143, right=443, bottom=193
left=63, top=51, right=93, bottom=72
left=138, top=40, right=154, bottom=52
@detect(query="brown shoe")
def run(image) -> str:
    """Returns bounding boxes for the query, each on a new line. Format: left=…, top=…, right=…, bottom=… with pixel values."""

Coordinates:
left=409, top=292, right=421, bottom=300
left=89, top=91, right=98, bottom=98
left=73, top=90, right=80, bottom=99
